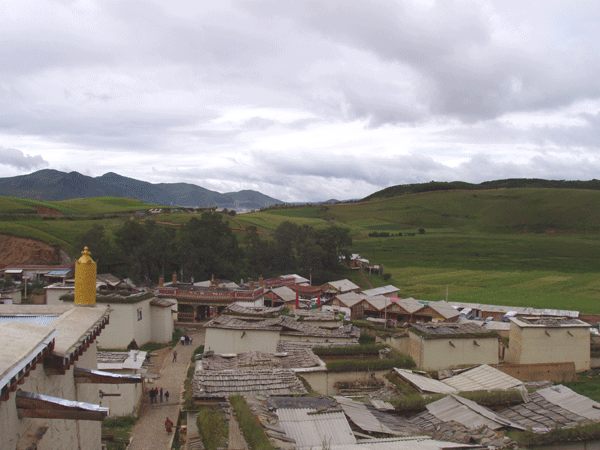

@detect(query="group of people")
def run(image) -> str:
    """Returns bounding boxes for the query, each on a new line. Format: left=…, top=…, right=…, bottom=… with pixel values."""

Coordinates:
left=180, top=334, right=193, bottom=346
left=149, top=387, right=169, bottom=403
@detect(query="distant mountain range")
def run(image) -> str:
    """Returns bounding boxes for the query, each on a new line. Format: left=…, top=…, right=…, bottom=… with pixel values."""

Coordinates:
left=0, top=170, right=283, bottom=210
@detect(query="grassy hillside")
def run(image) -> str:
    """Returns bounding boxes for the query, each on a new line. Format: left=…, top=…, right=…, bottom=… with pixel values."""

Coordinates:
left=1, top=189, right=600, bottom=314
left=258, top=188, right=600, bottom=235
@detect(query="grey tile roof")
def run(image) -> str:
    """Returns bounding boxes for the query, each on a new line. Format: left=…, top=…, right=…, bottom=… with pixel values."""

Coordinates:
left=224, top=303, right=285, bottom=315
left=200, top=349, right=322, bottom=371
left=205, top=314, right=360, bottom=339
left=410, top=395, right=526, bottom=431
left=498, top=390, right=589, bottom=430
left=410, top=322, right=497, bottom=337
left=293, top=309, right=337, bottom=321
left=149, top=297, right=176, bottom=308
left=276, top=340, right=359, bottom=352
left=192, top=369, right=307, bottom=398
left=536, top=385, right=600, bottom=421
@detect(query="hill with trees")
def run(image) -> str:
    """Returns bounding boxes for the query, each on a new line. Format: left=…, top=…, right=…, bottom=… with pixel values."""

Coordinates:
left=0, top=169, right=282, bottom=210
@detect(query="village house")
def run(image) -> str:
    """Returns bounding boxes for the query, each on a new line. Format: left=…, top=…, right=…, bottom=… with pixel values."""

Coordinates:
left=203, top=314, right=359, bottom=354
left=322, top=279, right=361, bottom=299
left=262, top=285, right=297, bottom=308
left=407, top=323, right=500, bottom=371
left=321, top=292, right=367, bottom=319
left=0, top=247, right=140, bottom=450
left=155, top=273, right=266, bottom=321
left=96, top=350, right=146, bottom=416
left=45, top=282, right=176, bottom=350
left=0, top=264, right=74, bottom=284
left=505, top=316, right=591, bottom=372
left=361, top=284, right=400, bottom=297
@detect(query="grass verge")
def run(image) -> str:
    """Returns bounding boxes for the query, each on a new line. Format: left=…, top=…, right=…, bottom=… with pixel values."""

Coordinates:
left=230, top=395, right=276, bottom=450
left=196, top=406, right=228, bottom=450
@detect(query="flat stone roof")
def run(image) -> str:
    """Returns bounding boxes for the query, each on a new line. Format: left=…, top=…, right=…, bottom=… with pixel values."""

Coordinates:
left=511, top=316, right=590, bottom=328
left=0, top=322, right=57, bottom=395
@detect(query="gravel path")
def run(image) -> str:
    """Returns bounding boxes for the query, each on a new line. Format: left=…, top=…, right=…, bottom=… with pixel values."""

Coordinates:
left=128, top=329, right=204, bottom=450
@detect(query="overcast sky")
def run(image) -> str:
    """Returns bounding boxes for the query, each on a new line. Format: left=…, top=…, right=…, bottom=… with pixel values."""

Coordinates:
left=2, top=1, right=600, bottom=202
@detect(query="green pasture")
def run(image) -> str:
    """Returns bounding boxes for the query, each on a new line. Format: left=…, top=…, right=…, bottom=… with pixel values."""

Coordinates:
left=321, top=188, right=600, bottom=234
left=235, top=211, right=326, bottom=231
left=0, top=216, right=127, bottom=251
left=0, top=196, right=164, bottom=215
left=352, top=232, right=600, bottom=314
left=56, top=197, right=163, bottom=214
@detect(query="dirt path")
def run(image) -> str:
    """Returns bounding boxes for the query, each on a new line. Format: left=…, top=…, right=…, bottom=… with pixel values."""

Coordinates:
left=128, top=329, right=205, bottom=450
left=360, top=267, right=373, bottom=289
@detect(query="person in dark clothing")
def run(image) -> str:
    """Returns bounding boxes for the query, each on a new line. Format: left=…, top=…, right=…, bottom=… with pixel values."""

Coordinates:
left=165, top=391, right=170, bottom=402
left=159, top=387, right=163, bottom=403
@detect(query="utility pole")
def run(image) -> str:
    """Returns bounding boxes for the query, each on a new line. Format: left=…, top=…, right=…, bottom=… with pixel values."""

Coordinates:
left=446, top=284, right=449, bottom=302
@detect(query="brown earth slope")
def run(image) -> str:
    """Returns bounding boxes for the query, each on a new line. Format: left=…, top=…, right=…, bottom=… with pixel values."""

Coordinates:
left=0, top=235, right=72, bottom=268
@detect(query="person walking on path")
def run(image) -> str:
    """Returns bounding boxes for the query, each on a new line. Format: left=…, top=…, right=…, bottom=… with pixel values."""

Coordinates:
left=172, top=350, right=177, bottom=362
left=165, top=391, right=169, bottom=403
left=180, top=335, right=185, bottom=346
left=159, top=387, right=163, bottom=403
left=128, top=329, right=205, bottom=450
left=165, top=417, right=173, bottom=434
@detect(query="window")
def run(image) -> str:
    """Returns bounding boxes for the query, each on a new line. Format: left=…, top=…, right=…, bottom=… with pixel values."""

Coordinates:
left=137, top=309, right=143, bottom=321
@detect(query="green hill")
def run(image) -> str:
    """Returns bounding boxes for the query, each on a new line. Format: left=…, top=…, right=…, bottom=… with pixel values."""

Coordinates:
left=256, top=188, right=600, bottom=235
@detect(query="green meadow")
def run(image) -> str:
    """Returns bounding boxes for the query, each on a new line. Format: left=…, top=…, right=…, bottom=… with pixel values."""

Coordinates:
left=1, top=187, right=600, bottom=313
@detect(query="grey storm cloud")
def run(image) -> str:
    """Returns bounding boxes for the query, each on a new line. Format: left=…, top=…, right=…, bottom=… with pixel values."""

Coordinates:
left=1, top=1, right=600, bottom=202
left=0, top=147, right=48, bottom=170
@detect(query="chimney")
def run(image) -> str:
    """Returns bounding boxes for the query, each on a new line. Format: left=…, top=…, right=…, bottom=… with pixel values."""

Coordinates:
left=250, top=280, right=255, bottom=290
left=172, top=271, right=177, bottom=285
left=259, top=275, right=264, bottom=287
left=159, top=275, right=164, bottom=287
left=74, top=247, right=96, bottom=306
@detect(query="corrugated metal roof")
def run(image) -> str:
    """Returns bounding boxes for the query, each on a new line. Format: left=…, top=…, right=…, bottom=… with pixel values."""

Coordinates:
left=394, top=369, right=458, bottom=394
left=424, top=395, right=525, bottom=431
left=335, top=397, right=398, bottom=435
left=334, top=292, right=367, bottom=307
left=362, top=285, right=400, bottom=297
left=276, top=407, right=356, bottom=449
left=46, top=269, right=71, bottom=277
left=499, top=390, right=589, bottom=430
left=441, top=365, right=522, bottom=392
left=327, top=279, right=360, bottom=293
left=325, top=437, right=484, bottom=450
left=335, top=396, right=421, bottom=436
left=537, top=385, right=600, bottom=421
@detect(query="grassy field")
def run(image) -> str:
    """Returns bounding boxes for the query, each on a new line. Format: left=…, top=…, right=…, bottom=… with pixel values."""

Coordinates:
left=2, top=188, right=600, bottom=314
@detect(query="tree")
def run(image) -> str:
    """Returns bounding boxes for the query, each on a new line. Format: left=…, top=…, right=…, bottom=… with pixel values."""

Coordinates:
left=177, top=212, right=242, bottom=280
left=73, top=225, right=115, bottom=273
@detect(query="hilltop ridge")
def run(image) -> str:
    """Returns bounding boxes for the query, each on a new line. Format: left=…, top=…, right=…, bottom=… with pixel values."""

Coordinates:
left=0, top=170, right=282, bottom=210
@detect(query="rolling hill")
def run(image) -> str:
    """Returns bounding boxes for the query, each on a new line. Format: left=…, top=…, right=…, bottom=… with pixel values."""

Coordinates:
left=0, top=169, right=282, bottom=210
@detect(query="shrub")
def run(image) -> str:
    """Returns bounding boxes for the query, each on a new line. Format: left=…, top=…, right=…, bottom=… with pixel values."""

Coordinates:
left=359, top=333, right=376, bottom=345
left=196, top=407, right=228, bottom=450
left=390, top=393, right=444, bottom=414
left=326, top=353, right=415, bottom=372
left=230, top=396, right=276, bottom=450
left=313, top=344, right=387, bottom=357
left=191, top=345, right=205, bottom=362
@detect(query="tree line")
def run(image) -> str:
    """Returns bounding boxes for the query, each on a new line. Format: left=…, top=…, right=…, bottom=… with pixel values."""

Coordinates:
left=74, top=212, right=352, bottom=286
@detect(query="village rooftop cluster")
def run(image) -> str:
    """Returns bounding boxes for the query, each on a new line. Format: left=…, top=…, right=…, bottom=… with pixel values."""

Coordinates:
left=0, top=254, right=599, bottom=449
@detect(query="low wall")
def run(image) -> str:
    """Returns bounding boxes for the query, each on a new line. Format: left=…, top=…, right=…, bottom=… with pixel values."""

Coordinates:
left=496, top=362, right=577, bottom=383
